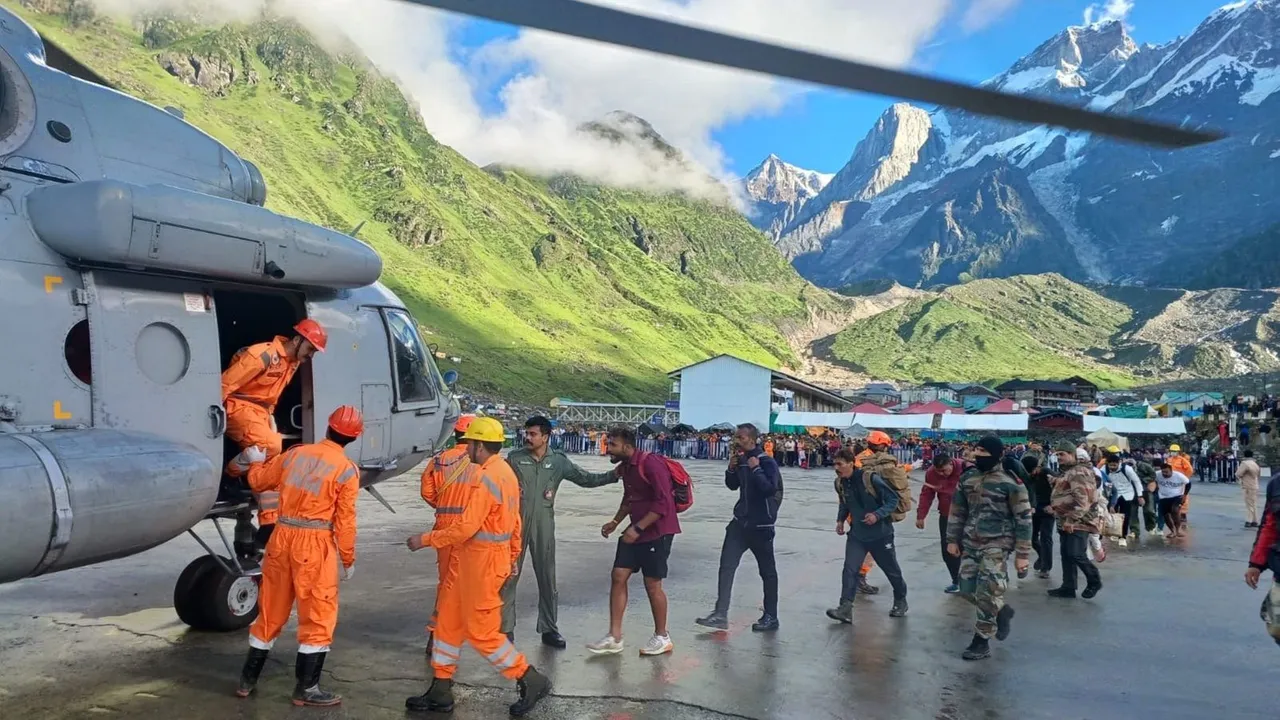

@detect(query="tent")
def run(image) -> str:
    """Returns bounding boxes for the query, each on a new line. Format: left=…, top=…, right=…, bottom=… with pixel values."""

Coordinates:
left=1082, top=416, right=1187, bottom=435
left=850, top=402, right=892, bottom=415
left=977, top=398, right=1022, bottom=414
left=1085, top=428, right=1129, bottom=451
left=703, top=422, right=735, bottom=432
left=637, top=422, right=669, bottom=436
left=842, top=423, right=870, bottom=439
left=670, top=423, right=697, bottom=435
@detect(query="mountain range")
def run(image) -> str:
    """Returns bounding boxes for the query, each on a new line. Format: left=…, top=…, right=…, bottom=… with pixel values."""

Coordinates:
left=744, top=1, right=1280, bottom=290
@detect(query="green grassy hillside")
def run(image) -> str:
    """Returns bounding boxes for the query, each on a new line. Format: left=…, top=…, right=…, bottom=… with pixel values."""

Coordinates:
left=829, top=296, right=1136, bottom=388
left=13, top=3, right=843, bottom=402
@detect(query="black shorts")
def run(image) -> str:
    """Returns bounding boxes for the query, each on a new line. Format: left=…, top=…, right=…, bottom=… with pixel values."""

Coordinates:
left=1158, top=496, right=1183, bottom=519
left=614, top=534, right=675, bottom=579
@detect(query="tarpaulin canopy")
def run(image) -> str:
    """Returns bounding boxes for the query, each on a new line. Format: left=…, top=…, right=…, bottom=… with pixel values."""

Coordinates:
left=1082, top=416, right=1187, bottom=435
left=772, top=411, right=855, bottom=428
left=1106, top=403, right=1152, bottom=419
left=842, top=424, right=870, bottom=439
left=940, top=413, right=1029, bottom=431
left=853, top=413, right=934, bottom=430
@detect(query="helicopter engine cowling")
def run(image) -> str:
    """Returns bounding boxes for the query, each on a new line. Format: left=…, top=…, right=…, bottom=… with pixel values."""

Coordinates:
left=0, top=429, right=217, bottom=584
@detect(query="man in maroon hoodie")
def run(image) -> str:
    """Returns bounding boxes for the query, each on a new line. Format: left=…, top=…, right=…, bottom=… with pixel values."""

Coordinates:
left=917, top=453, right=971, bottom=594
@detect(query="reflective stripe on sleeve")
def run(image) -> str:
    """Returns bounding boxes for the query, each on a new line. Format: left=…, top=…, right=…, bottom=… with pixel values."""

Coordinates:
left=436, top=506, right=464, bottom=515
left=480, top=474, right=503, bottom=502
left=475, top=531, right=513, bottom=543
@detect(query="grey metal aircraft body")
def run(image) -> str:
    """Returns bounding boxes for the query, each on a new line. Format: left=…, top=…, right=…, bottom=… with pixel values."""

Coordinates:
left=0, top=0, right=1224, bottom=635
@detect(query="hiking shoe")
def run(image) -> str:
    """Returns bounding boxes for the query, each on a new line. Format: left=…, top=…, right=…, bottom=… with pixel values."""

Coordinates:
left=1037, top=570, right=1051, bottom=580
left=406, top=678, right=454, bottom=713
left=751, top=614, right=780, bottom=632
left=943, top=584, right=960, bottom=594
left=962, top=634, right=990, bottom=661
left=509, top=667, right=551, bottom=717
left=889, top=599, right=908, bottom=618
left=695, top=611, right=729, bottom=630
left=585, top=635, right=624, bottom=655
left=1082, top=581, right=1103, bottom=599
left=995, top=605, right=1015, bottom=641
left=1047, top=587, right=1076, bottom=598
left=825, top=601, right=853, bottom=624
left=1117, top=538, right=1128, bottom=547
left=541, top=632, right=567, bottom=649
left=857, top=574, right=880, bottom=595
left=639, top=634, right=673, bottom=656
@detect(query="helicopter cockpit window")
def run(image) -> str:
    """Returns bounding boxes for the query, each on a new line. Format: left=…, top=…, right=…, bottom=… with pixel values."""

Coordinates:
left=384, top=308, right=437, bottom=406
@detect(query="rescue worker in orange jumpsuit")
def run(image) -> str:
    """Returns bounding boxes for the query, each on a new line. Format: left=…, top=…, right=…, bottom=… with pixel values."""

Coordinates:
left=233, top=406, right=362, bottom=707
left=419, top=414, right=477, bottom=656
left=405, top=417, right=552, bottom=717
left=1169, top=443, right=1195, bottom=524
left=221, top=319, right=327, bottom=542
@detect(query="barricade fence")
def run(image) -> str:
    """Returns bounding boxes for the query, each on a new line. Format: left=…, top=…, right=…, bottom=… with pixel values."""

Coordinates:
left=545, top=433, right=922, bottom=467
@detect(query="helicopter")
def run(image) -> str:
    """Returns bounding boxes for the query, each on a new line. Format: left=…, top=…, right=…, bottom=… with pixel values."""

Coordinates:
left=0, top=0, right=1222, bottom=634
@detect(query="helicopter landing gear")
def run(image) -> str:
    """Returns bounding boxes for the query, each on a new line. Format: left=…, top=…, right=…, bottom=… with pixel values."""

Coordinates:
left=175, top=509, right=262, bottom=632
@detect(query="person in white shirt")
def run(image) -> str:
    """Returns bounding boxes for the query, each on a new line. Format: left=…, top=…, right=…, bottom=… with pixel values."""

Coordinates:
left=1103, top=456, right=1145, bottom=546
left=1156, top=463, right=1192, bottom=538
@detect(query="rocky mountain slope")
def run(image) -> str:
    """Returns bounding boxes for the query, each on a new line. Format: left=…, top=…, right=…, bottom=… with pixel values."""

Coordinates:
left=9, top=1, right=871, bottom=403
left=819, top=273, right=1280, bottom=386
left=774, top=2, right=1280, bottom=289
left=741, top=154, right=832, bottom=241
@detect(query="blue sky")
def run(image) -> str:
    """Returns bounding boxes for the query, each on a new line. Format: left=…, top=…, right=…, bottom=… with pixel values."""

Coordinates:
left=436, top=1, right=1233, bottom=178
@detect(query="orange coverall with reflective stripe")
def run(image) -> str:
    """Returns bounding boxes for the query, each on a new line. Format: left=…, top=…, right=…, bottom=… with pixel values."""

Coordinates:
left=419, top=445, right=473, bottom=635
left=222, top=336, right=301, bottom=525
left=421, top=454, right=526, bottom=681
left=244, top=439, right=359, bottom=652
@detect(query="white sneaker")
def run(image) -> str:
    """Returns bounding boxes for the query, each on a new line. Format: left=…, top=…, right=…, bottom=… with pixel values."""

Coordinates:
left=1117, top=538, right=1128, bottom=547
left=585, top=635, right=624, bottom=655
left=639, top=634, right=673, bottom=656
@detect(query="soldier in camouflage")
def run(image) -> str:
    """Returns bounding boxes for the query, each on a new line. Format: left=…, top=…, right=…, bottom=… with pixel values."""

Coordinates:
left=1046, top=440, right=1104, bottom=600
left=946, top=436, right=1033, bottom=661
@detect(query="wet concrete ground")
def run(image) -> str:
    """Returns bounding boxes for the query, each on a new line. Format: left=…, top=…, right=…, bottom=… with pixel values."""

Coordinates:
left=0, top=456, right=1274, bottom=719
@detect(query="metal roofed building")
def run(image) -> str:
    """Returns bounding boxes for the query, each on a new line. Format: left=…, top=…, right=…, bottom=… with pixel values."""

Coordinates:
left=667, top=354, right=850, bottom=431
left=995, top=380, right=1081, bottom=409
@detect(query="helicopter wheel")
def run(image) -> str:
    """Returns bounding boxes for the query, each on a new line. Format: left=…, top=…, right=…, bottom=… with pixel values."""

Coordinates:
left=174, top=556, right=260, bottom=632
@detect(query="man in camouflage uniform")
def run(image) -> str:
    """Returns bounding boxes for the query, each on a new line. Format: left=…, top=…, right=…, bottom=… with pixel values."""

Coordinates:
left=1047, top=440, right=1104, bottom=600
left=946, top=436, right=1032, bottom=661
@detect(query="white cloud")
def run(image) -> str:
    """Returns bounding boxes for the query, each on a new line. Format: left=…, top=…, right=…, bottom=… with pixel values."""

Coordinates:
left=1083, top=0, right=1135, bottom=26
left=82, top=0, right=989, bottom=199
left=961, top=0, right=1022, bottom=32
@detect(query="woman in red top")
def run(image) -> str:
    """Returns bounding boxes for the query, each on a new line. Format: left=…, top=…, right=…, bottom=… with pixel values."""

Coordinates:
left=917, top=453, right=969, bottom=594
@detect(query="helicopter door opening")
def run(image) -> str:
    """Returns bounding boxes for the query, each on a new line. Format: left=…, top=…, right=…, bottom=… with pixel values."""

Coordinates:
left=212, top=288, right=313, bottom=471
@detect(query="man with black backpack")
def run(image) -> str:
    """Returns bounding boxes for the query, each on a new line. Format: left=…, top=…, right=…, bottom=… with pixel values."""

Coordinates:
left=826, top=447, right=909, bottom=625
left=696, top=423, right=783, bottom=633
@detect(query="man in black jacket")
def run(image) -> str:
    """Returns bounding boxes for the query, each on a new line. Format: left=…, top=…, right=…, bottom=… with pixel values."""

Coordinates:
left=696, top=423, right=783, bottom=632
left=826, top=448, right=908, bottom=624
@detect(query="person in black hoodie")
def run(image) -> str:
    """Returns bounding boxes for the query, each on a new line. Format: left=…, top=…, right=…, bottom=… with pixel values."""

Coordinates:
left=826, top=448, right=908, bottom=624
left=696, top=423, right=783, bottom=632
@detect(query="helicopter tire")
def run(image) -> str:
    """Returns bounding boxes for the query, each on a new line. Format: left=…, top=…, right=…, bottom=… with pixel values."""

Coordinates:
left=173, top=555, right=222, bottom=629
left=191, top=556, right=260, bottom=632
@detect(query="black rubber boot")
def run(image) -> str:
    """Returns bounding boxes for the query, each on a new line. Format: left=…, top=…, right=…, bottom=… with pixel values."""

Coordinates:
left=751, top=613, right=780, bottom=632
left=995, top=605, right=1015, bottom=641
left=962, top=634, right=990, bottom=660
left=889, top=599, right=908, bottom=618
left=857, top=573, right=880, bottom=596
left=406, top=678, right=454, bottom=713
left=695, top=610, right=729, bottom=630
left=509, top=666, right=552, bottom=717
left=541, top=632, right=567, bottom=649
left=825, top=601, right=853, bottom=624
left=1047, top=587, right=1076, bottom=598
left=235, top=648, right=269, bottom=698
left=1082, top=579, right=1103, bottom=599
left=291, top=652, right=341, bottom=707
left=425, top=632, right=434, bottom=658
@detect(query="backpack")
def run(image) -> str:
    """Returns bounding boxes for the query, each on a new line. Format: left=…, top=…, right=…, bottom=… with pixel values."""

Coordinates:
left=637, top=451, right=694, bottom=513
left=862, top=462, right=912, bottom=523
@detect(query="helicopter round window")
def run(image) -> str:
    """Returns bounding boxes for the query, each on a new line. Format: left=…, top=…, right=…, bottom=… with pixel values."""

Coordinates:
left=64, top=319, right=91, bottom=385
left=135, top=322, right=190, bottom=386
left=0, top=47, right=38, bottom=157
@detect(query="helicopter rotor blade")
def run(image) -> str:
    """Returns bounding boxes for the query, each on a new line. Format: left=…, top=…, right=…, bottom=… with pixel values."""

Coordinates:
left=387, top=0, right=1223, bottom=148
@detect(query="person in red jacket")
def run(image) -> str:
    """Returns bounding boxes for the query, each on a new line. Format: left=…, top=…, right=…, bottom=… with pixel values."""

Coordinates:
left=1245, top=474, right=1280, bottom=645
left=917, top=453, right=971, bottom=594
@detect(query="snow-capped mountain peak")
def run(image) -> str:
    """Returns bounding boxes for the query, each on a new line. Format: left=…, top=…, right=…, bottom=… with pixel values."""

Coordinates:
left=741, top=155, right=834, bottom=241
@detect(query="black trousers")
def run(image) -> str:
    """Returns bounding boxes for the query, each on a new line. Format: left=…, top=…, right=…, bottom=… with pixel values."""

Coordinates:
left=1058, top=530, right=1101, bottom=592
left=1032, top=509, right=1054, bottom=571
left=938, top=515, right=960, bottom=583
left=841, top=532, right=907, bottom=604
left=714, top=521, right=778, bottom=616
left=1114, top=497, right=1137, bottom=537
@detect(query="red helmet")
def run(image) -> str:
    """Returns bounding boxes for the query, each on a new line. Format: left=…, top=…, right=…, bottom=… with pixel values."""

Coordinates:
left=328, top=405, right=363, bottom=438
left=294, top=318, right=327, bottom=352
left=867, top=430, right=892, bottom=447
left=454, top=414, right=477, bottom=433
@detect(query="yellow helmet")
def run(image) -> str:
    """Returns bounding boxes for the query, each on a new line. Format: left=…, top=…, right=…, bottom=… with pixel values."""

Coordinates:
left=462, top=417, right=506, bottom=443
left=1107, top=445, right=1121, bottom=454
left=1169, top=443, right=1181, bottom=452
